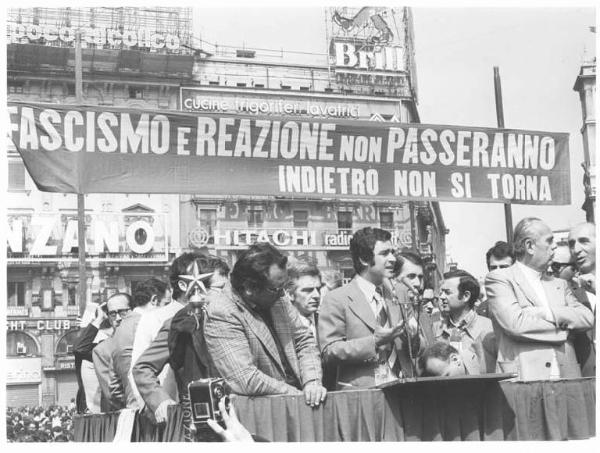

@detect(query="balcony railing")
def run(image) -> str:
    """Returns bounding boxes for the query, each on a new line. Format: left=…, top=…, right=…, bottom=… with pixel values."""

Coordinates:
left=66, top=306, right=80, bottom=317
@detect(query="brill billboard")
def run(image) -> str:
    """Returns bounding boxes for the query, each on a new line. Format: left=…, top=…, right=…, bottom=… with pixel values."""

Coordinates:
left=8, top=102, right=570, bottom=205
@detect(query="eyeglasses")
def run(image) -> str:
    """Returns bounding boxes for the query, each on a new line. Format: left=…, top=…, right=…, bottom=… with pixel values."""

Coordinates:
left=107, top=308, right=131, bottom=318
left=263, top=285, right=285, bottom=297
left=550, top=262, right=573, bottom=273
left=489, top=264, right=510, bottom=270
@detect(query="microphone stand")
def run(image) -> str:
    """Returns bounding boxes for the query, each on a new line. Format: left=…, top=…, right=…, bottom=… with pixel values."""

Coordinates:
left=388, top=279, right=418, bottom=379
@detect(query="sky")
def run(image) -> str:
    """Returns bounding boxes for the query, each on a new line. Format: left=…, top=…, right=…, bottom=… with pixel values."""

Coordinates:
left=194, top=4, right=596, bottom=278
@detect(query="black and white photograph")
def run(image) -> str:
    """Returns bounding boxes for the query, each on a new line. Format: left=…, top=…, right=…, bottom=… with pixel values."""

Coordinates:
left=2, top=1, right=597, bottom=444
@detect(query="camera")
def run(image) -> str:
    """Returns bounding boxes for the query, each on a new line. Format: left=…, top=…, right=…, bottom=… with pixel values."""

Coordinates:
left=188, top=378, right=230, bottom=424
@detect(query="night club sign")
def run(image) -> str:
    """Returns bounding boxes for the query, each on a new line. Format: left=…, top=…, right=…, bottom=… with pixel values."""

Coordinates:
left=8, top=102, right=570, bottom=205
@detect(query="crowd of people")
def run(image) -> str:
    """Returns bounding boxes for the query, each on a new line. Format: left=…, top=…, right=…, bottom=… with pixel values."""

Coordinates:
left=6, top=403, right=76, bottom=442
left=67, top=216, right=595, bottom=441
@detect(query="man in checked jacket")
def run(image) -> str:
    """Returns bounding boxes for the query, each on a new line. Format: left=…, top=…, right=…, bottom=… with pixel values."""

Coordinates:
left=205, top=242, right=327, bottom=407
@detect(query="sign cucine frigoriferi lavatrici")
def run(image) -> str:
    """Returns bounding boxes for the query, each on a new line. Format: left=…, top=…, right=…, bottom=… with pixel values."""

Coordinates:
left=8, top=102, right=570, bottom=205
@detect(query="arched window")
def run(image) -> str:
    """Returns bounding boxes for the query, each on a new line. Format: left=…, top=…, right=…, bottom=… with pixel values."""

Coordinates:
left=6, top=332, right=39, bottom=357
left=56, top=330, right=80, bottom=356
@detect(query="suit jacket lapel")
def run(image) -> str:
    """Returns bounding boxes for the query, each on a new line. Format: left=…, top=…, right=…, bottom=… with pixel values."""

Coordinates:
left=232, top=292, right=286, bottom=376
left=271, top=301, right=300, bottom=379
left=512, top=265, right=543, bottom=307
left=347, top=279, right=376, bottom=331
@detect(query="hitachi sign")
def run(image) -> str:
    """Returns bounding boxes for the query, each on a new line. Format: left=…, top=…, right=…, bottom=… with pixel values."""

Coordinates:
left=333, top=41, right=406, bottom=72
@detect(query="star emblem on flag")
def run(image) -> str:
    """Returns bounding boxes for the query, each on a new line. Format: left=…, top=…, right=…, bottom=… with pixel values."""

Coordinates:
left=178, top=260, right=214, bottom=299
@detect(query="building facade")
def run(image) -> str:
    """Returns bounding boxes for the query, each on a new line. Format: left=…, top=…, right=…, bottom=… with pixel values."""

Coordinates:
left=573, top=57, right=596, bottom=222
left=179, top=6, right=446, bottom=281
left=5, top=6, right=447, bottom=406
left=6, top=7, right=190, bottom=406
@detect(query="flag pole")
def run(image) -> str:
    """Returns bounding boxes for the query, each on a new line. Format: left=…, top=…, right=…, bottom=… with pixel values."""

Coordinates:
left=75, top=31, right=87, bottom=317
left=493, top=67, right=513, bottom=243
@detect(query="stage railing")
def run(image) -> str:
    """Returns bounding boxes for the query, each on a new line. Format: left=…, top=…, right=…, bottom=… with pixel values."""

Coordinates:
left=73, top=377, right=595, bottom=442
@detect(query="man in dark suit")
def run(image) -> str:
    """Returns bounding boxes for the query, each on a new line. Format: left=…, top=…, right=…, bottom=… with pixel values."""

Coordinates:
left=108, top=278, right=167, bottom=408
left=90, top=292, right=133, bottom=411
left=485, top=217, right=594, bottom=380
left=132, top=253, right=229, bottom=424
left=205, top=243, right=326, bottom=405
left=319, top=227, right=421, bottom=389
left=568, top=222, right=596, bottom=377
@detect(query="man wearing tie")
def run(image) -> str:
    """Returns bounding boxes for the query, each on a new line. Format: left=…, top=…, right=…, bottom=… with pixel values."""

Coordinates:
left=319, top=227, right=420, bottom=389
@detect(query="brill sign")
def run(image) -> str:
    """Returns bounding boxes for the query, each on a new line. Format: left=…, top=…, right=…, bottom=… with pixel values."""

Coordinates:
left=333, top=41, right=406, bottom=72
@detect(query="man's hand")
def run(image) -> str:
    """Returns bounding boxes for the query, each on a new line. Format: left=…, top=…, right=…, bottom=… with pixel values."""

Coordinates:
left=302, top=380, right=327, bottom=407
left=374, top=321, right=405, bottom=347
left=577, top=273, right=596, bottom=294
left=91, top=304, right=108, bottom=328
left=206, top=400, right=254, bottom=442
left=154, top=398, right=177, bottom=423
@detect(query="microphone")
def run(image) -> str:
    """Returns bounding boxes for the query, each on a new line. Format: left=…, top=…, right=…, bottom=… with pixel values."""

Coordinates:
left=400, top=277, right=422, bottom=305
left=385, top=278, right=416, bottom=305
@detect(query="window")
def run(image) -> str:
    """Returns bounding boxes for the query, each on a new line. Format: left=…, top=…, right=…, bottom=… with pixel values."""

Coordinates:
left=197, top=208, right=217, bottom=236
left=337, top=211, right=353, bottom=230
left=6, top=332, right=38, bottom=357
left=129, top=87, right=143, bottom=99
left=56, top=331, right=79, bottom=356
left=380, top=212, right=394, bottom=229
left=7, top=282, right=25, bottom=307
left=254, top=83, right=265, bottom=88
left=293, top=210, right=309, bottom=228
left=247, top=208, right=264, bottom=227
left=208, top=81, right=220, bottom=86
left=8, top=82, right=24, bottom=94
left=236, top=82, right=247, bottom=87
left=8, top=161, right=26, bottom=191
left=68, top=286, right=77, bottom=306
left=41, top=289, right=54, bottom=310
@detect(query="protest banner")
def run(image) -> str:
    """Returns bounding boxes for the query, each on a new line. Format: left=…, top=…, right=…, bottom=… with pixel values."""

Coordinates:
left=8, top=102, right=570, bottom=204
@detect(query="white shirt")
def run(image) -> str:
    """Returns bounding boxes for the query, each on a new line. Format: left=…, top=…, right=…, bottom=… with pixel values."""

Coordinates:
left=128, top=300, right=185, bottom=407
left=516, top=261, right=560, bottom=378
left=356, top=275, right=383, bottom=318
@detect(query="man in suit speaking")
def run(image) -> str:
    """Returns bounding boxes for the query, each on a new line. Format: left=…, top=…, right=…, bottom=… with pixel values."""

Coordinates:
left=319, top=227, right=421, bottom=388
left=485, top=217, right=594, bottom=380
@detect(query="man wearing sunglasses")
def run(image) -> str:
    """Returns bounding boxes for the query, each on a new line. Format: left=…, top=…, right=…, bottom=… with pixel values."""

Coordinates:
left=91, top=292, right=133, bottom=410
left=205, top=243, right=326, bottom=406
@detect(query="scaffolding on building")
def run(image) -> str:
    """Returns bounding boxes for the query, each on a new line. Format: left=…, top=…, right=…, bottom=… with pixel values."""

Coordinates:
left=7, top=7, right=194, bottom=53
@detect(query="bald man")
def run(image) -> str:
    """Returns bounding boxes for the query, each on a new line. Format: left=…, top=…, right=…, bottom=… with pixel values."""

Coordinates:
left=485, top=217, right=593, bottom=380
